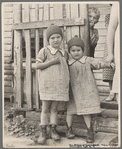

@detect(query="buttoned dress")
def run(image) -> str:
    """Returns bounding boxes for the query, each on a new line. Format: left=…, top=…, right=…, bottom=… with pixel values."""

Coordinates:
left=67, top=56, right=101, bottom=115
left=36, top=46, right=69, bottom=101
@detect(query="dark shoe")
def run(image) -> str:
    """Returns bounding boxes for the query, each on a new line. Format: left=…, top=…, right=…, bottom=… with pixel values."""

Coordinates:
left=109, top=136, right=118, bottom=146
left=50, top=125, right=61, bottom=141
left=86, top=127, right=94, bottom=143
left=38, top=125, right=47, bottom=145
left=66, top=126, right=75, bottom=139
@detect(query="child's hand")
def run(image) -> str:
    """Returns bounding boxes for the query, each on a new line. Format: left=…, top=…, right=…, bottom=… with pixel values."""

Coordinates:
left=111, top=62, right=115, bottom=70
left=51, top=57, right=60, bottom=65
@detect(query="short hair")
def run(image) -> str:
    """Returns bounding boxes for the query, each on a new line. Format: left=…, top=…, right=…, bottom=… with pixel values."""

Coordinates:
left=89, top=7, right=100, bottom=22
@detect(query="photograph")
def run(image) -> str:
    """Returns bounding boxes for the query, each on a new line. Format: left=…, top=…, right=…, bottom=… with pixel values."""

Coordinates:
left=2, top=1, right=120, bottom=148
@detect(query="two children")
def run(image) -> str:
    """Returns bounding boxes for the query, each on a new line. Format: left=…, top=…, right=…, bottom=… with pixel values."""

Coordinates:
left=36, top=25, right=114, bottom=144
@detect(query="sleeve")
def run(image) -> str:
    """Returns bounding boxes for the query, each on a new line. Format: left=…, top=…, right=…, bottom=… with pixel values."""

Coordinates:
left=90, top=29, right=99, bottom=57
left=89, top=57, right=99, bottom=70
left=90, top=29, right=99, bottom=47
left=90, top=57, right=111, bottom=70
left=36, top=47, right=47, bottom=63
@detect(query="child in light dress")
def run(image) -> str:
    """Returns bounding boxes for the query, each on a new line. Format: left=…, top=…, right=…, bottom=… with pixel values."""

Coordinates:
left=36, top=24, right=69, bottom=145
left=66, top=36, right=115, bottom=143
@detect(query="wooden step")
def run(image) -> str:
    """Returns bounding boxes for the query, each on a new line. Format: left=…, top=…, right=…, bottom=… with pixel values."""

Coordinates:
left=93, top=117, right=118, bottom=134
left=101, top=109, right=118, bottom=118
left=100, top=101, right=118, bottom=110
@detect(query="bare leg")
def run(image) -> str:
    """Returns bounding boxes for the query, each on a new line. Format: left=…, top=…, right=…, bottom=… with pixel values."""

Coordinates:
left=40, top=100, right=51, bottom=126
left=83, top=115, right=91, bottom=128
left=66, top=114, right=74, bottom=127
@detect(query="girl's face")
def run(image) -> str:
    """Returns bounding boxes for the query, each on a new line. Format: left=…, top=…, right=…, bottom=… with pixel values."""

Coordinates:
left=89, top=12, right=98, bottom=28
left=70, top=46, right=83, bottom=60
left=49, top=34, right=62, bottom=49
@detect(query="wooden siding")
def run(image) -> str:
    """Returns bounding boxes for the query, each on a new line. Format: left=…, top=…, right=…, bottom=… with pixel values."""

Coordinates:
left=3, top=3, right=13, bottom=98
left=3, top=3, right=111, bottom=99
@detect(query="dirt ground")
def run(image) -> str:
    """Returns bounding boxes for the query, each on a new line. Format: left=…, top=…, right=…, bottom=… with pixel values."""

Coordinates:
left=3, top=99, right=118, bottom=148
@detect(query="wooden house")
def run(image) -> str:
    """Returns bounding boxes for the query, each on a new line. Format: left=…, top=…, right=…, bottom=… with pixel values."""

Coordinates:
left=3, top=3, right=112, bottom=108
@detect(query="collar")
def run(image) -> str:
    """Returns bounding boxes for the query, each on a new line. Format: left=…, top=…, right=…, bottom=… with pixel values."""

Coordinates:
left=47, top=45, right=65, bottom=56
left=68, top=56, right=87, bottom=65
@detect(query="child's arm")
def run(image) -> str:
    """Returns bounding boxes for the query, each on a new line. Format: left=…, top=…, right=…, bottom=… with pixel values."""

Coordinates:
left=90, top=57, right=115, bottom=70
left=98, top=62, right=115, bottom=70
left=36, top=57, right=60, bottom=70
left=36, top=47, right=60, bottom=70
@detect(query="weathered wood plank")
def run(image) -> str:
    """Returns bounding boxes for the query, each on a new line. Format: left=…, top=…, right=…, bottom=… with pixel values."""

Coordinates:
left=12, top=18, right=85, bottom=30
left=4, top=92, right=13, bottom=99
left=4, top=45, right=12, bottom=51
left=4, top=31, right=12, bottom=38
left=30, top=7, right=36, bottom=22
left=30, top=3, right=36, bottom=9
left=43, top=4, right=49, bottom=21
left=65, top=4, right=71, bottom=43
left=98, top=86, right=110, bottom=93
left=101, top=101, right=118, bottom=110
left=4, top=6, right=13, bottom=12
left=4, top=19, right=13, bottom=25
left=4, top=70, right=14, bottom=75
left=93, top=117, right=118, bottom=134
left=35, top=4, right=40, bottom=110
left=96, top=80, right=109, bottom=86
left=25, top=30, right=32, bottom=109
left=70, top=4, right=79, bottom=37
left=43, top=4, right=49, bottom=47
left=83, top=4, right=91, bottom=56
left=94, top=72, right=103, bottom=80
left=5, top=86, right=13, bottom=93
left=4, top=50, right=12, bottom=57
left=4, top=80, right=12, bottom=87
left=97, top=36, right=106, bottom=44
left=3, top=4, right=13, bottom=7
left=13, top=4, right=23, bottom=108
left=53, top=4, right=64, bottom=49
left=95, top=22, right=106, bottom=29
left=95, top=43, right=105, bottom=51
left=4, top=13, right=13, bottom=19
left=49, top=4, right=54, bottom=20
left=94, top=50, right=104, bottom=58
left=53, top=4, right=62, bottom=19
left=4, top=37, right=12, bottom=44
left=39, top=4, right=43, bottom=21
left=98, top=29, right=106, bottom=36
left=4, top=25, right=12, bottom=31
left=4, top=75, right=13, bottom=81
left=22, top=4, right=30, bottom=23
left=4, top=57, right=11, bottom=63
left=4, top=63, right=14, bottom=69
left=24, top=4, right=32, bottom=109
left=101, top=109, right=118, bottom=118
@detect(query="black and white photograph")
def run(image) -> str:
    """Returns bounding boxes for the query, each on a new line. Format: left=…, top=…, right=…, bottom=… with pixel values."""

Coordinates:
left=2, top=1, right=120, bottom=148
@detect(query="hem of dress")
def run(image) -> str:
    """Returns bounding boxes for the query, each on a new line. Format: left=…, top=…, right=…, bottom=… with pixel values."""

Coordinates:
left=76, top=110, right=101, bottom=115
left=40, top=99, right=69, bottom=101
